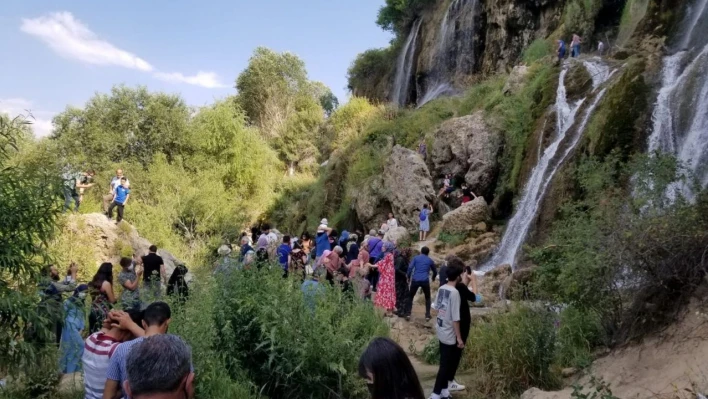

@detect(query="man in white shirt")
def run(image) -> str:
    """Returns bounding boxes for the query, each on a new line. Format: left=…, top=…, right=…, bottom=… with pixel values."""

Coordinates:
left=430, top=263, right=464, bottom=399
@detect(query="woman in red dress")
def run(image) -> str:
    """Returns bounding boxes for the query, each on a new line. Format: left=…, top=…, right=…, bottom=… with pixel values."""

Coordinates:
left=373, top=242, right=397, bottom=316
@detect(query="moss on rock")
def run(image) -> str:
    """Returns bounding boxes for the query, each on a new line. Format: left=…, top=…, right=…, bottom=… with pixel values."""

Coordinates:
left=581, top=58, right=650, bottom=159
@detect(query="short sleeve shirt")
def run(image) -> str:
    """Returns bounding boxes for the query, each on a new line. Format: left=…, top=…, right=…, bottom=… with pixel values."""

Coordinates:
left=434, top=285, right=461, bottom=345
left=118, top=271, right=139, bottom=307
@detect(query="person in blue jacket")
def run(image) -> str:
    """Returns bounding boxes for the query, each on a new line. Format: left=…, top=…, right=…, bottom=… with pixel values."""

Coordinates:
left=403, top=246, right=438, bottom=321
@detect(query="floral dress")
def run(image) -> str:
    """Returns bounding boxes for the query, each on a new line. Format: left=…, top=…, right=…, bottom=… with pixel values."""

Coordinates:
left=373, top=252, right=396, bottom=311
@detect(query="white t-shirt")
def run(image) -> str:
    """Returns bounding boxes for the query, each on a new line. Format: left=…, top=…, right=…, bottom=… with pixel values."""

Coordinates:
left=434, top=284, right=461, bottom=345
left=387, top=218, right=399, bottom=229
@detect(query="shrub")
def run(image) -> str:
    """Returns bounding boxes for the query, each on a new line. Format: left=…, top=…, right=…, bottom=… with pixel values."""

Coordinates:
left=523, top=39, right=553, bottom=64
left=461, top=305, right=560, bottom=396
left=532, top=154, right=708, bottom=345
left=213, top=266, right=388, bottom=399
left=556, top=306, right=603, bottom=369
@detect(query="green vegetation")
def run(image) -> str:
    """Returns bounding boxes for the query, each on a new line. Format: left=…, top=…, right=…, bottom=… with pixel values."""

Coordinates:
left=563, top=0, right=603, bottom=39
left=437, top=232, right=467, bottom=247
left=461, top=306, right=560, bottom=396
left=523, top=39, right=554, bottom=64
left=347, top=47, right=399, bottom=103
left=214, top=267, right=388, bottom=399
left=376, top=0, right=436, bottom=34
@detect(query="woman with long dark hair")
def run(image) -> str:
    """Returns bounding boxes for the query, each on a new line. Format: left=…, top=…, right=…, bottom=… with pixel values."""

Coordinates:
left=89, top=262, right=116, bottom=333
left=358, top=337, right=425, bottom=399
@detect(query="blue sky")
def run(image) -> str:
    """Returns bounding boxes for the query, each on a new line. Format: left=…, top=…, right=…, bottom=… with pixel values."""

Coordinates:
left=0, top=1, right=392, bottom=136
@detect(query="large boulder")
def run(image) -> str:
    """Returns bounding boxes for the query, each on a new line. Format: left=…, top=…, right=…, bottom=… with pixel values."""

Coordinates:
left=503, top=64, right=530, bottom=95
left=353, top=175, right=390, bottom=232
left=431, top=112, right=501, bottom=197
left=383, top=145, right=436, bottom=232
left=384, top=226, right=411, bottom=246
left=440, top=197, right=490, bottom=235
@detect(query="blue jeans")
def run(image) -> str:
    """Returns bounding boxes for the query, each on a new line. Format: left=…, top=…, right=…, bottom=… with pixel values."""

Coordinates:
left=571, top=44, right=580, bottom=58
left=63, top=186, right=80, bottom=212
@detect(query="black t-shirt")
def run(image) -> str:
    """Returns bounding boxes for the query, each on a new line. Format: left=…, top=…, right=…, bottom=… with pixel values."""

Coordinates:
left=142, top=253, right=164, bottom=283
left=456, top=282, right=477, bottom=342
left=462, top=188, right=472, bottom=197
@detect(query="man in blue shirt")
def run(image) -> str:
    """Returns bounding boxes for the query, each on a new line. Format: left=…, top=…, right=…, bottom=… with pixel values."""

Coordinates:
left=404, top=246, right=438, bottom=321
left=277, top=235, right=293, bottom=277
left=107, top=177, right=130, bottom=223
left=315, top=223, right=332, bottom=263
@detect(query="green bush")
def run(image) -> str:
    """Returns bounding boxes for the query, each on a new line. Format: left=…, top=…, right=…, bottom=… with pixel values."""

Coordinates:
left=556, top=306, right=603, bottom=369
left=461, top=305, right=560, bottom=396
left=437, top=232, right=467, bottom=247
left=213, top=266, right=388, bottom=399
left=523, top=39, right=553, bottom=64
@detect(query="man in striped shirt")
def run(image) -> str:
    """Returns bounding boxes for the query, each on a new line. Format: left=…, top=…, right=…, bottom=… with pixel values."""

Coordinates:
left=83, top=310, right=144, bottom=399
left=103, top=302, right=172, bottom=399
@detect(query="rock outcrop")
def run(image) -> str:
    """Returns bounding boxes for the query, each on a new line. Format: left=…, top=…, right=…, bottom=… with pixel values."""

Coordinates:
left=383, top=145, right=437, bottom=232
left=353, top=175, right=390, bottom=231
left=431, top=112, right=501, bottom=197
left=440, top=197, right=490, bottom=235
left=503, top=64, right=530, bottom=95
left=384, top=226, right=411, bottom=246
left=62, top=213, right=191, bottom=283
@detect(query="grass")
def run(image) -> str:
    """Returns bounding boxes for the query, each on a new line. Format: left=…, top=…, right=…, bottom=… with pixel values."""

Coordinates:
left=523, top=39, right=554, bottom=64
left=437, top=232, right=467, bottom=247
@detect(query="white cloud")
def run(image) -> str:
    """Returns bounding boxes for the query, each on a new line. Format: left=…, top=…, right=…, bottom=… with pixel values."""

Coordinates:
left=21, top=12, right=153, bottom=71
left=20, top=11, right=228, bottom=89
left=0, top=98, right=55, bottom=137
left=153, top=71, right=229, bottom=89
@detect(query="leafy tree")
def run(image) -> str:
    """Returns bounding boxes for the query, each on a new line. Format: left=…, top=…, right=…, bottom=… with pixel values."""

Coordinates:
left=376, top=0, right=435, bottom=33
left=0, top=114, right=63, bottom=374
left=347, top=48, right=397, bottom=103
left=310, top=81, right=339, bottom=116
left=52, top=85, right=190, bottom=167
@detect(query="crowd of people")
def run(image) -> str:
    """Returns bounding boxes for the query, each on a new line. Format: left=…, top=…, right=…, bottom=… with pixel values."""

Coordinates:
left=35, top=243, right=189, bottom=397
left=211, top=213, right=482, bottom=398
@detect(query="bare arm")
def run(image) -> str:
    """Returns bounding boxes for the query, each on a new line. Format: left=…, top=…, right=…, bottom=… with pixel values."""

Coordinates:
left=160, top=263, right=167, bottom=284
left=122, top=271, right=141, bottom=291
left=123, top=194, right=130, bottom=205
left=103, top=281, right=116, bottom=303
left=103, top=380, right=121, bottom=399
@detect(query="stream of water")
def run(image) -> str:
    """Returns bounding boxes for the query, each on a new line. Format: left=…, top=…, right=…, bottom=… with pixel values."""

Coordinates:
left=482, top=59, right=612, bottom=271
left=392, top=19, right=423, bottom=106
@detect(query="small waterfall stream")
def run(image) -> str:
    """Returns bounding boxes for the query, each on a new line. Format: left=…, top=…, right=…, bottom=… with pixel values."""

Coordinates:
left=482, top=59, right=613, bottom=271
left=417, top=0, right=478, bottom=107
left=392, top=19, right=423, bottom=106
left=648, top=0, right=708, bottom=197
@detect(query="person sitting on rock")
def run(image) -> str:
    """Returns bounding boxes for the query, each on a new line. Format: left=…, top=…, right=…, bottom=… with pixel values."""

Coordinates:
left=386, top=212, right=399, bottom=231
left=459, top=183, right=478, bottom=205
left=437, top=174, right=454, bottom=198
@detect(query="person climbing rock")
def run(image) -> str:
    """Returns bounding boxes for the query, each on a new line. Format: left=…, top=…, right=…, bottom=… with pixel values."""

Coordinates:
left=437, top=174, right=453, bottom=198
left=459, top=183, right=477, bottom=205
left=62, top=168, right=95, bottom=213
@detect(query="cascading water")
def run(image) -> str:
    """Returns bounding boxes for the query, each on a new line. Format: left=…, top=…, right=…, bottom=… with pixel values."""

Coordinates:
left=647, top=0, right=708, bottom=197
left=482, top=59, right=613, bottom=271
left=392, top=19, right=423, bottom=106
left=417, top=0, right=478, bottom=107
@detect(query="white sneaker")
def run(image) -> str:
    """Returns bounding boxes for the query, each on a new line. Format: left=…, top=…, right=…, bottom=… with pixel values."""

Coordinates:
left=448, top=380, right=466, bottom=392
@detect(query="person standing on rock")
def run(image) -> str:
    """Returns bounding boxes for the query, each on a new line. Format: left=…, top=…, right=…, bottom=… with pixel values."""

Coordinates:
left=404, top=246, right=437, bottom=321
left=459, top=183, right=477, bottom=205
left=571, top=34, right=582, bottom=58
left=418, top=203, right=433, bottom=241
left=418, top=139, right=428, bottom=161
left=107, top=177, right=130, bottom=223
left=142, top=245, right=165, bottom=300
left=557, top=39, right=567, bottom=63
left=103, top=169, right=129, bottom=213
left=62, top=169, right=95, bottom=213
left=430, top=263, right=464, bottom=399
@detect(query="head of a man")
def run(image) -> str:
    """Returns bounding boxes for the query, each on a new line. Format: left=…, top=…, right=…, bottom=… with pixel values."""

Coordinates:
left=116, top=169, right=124, bottom=177
left=149, top=245, right=157, bottom=253
left=142, top=301, right=171, bottom=334
left=124, top=334, right=194, bottom=399
left=120, top=177, right=128, bottom=186
left=109, top=309, right=144, bottom=342
left=262, top=223, right=271, bottom=234
left=85, top=169, right=96, bottom=178
left=46, top=264, right=59, bottom=281
left=421, top=246, right=430, bottom=256
left=283, top=235, right=291, bottom=245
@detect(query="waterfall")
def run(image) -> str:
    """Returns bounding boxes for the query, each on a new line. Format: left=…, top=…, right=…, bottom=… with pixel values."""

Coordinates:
left=482, top=59, right=613, bottom=271
left=647, top=0, right=708, bottom=197
left=417, top=0, right=478, bottom=107
left=392, top=19, right=423, bottom=106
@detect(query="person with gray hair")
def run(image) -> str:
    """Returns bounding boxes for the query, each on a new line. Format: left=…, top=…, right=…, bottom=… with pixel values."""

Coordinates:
left=124, top=334, right=195, bottom=399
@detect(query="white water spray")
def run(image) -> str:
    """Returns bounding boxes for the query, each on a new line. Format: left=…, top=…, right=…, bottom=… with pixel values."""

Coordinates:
left=392, top=19, right=423, bottom=106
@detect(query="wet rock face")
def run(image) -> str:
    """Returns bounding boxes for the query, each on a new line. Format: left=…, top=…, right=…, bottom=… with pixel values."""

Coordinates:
left=431, top=112, right=501, bottom=198
left=353, top=175, right=390, bottom=233
left=383, top=145, right=437, bottom=232
left=480, top=0, right=565, bottom=74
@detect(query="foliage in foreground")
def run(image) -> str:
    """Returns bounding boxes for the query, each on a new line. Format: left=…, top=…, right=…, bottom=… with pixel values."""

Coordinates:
left=0, top=114, right=64, bottom=377
left=461, top=305, right=560, bottom=396
left=532, top=154, right=708, bottom=345
left=213, top=267, right=389, bottom=399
